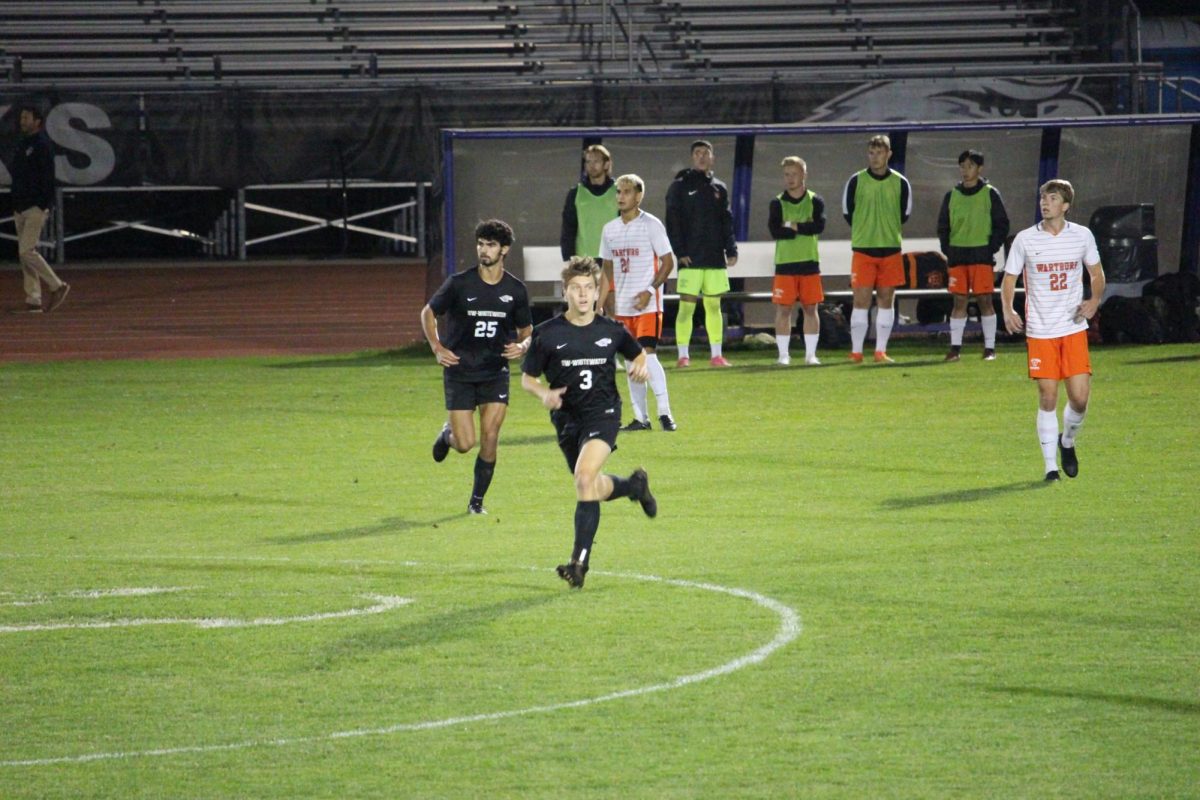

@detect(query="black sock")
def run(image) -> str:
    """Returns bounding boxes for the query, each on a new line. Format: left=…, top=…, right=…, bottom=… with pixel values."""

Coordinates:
left=471, top=456, right=495, bottom=505
left=572, top=501, right=600, bottom=565
left=606, top=474, right=631, bottom=500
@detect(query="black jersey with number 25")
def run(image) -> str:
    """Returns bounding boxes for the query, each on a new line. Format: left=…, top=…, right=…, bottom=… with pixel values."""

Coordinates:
left=427, top=267, right=532, bottom=380
left=522, top=315, right=642, bottom=421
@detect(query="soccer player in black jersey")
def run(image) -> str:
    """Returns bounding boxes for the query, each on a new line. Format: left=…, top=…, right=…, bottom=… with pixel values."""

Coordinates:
left=421, top=219, right=533, bottom=514
left=521, top=256, right=658, bottom=589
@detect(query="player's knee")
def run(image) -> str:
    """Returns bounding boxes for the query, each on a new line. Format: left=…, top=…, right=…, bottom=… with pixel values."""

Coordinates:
left=573, top=469, right=599, bottom=499
left=452, top=432, right=476, bottom=452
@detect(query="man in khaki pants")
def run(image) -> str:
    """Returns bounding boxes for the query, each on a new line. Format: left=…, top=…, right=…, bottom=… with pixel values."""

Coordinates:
left=10, top=105, right=68, bottom=314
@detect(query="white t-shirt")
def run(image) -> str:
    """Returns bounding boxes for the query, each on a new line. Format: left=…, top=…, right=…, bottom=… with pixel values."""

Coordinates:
left=1004, top=220, right=1101, bottom=339
left=599, top=209, right=673, bottom=317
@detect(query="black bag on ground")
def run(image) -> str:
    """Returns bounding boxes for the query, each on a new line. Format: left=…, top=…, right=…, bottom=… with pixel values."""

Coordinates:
left=1099, top=295, right=1168, bottom=344
left=1141, top=271, right=1200, bottom=342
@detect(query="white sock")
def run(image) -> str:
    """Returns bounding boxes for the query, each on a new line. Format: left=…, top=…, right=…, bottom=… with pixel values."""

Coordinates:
left=950, top=316, right=967, bottom=347
left=646, top=353, right=671, bottom=417
left=627, top=372, right=649, bottom=423
left=1061, top=404, right=1086, bottom=447
left=981, top=314, right=997, bottom=349
left=875, top=307, right=895, bottom=353
left=710, top=342, right=723, bottom=359
left=677, top=344, right=689, bottom=361
left=804, top=333, right=819, bottom=360
left=776, top=334, right=789, bottom=360
left=1037, top=408, right=1060, bottom=473
left=850, top=309, right=869, bottom=354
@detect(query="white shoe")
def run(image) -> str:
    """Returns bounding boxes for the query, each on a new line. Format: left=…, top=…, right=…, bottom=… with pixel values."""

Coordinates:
left=776, top=356, right=791, bottom=366
left=805, top=356, right=821, bottom=365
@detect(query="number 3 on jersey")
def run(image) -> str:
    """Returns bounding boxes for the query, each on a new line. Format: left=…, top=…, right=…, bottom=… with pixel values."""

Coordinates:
left=579, top=369, right=593, bottom=390
left=474, top=320, right=498, bottom=338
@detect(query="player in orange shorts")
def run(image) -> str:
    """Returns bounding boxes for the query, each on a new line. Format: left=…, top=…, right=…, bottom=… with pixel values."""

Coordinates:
left=768, top=156, right=827, bottom=365
left=598, top=173, right=678, bottom=431
left=842, top=134, right=912, bottom=364
left=1002, top=179, right=1105, bottom=481
left=937, top=149, right=1010, bottom=361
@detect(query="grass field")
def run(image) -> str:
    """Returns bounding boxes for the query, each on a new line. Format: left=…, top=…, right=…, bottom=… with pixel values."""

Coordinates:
left=1, top=340, right=1197, bottom=798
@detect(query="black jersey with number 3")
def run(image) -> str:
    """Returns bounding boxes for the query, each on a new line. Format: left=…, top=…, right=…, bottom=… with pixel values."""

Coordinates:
left=522, top=315, right=642, bottom=421
left=428, top=267, right=532, bottom=380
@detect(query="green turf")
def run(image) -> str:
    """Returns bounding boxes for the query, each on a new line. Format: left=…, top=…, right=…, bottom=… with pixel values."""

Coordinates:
left=1, top=341, right=1197, bottom=798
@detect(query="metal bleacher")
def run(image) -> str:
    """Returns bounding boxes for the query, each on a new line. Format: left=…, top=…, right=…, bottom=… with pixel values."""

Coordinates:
left=0, top=0, right=1087, bottom=87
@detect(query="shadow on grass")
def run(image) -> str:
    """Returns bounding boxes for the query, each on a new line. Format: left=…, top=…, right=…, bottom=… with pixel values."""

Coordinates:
left=266, top=513, right=466, bottom=545
left=267, top=348, right=426, bottom=369
left=880, top=480, right=1046, bottom=509
left=498, top=433, right=560, bottom=447
left=93, top=489, right=325, bottom=508
left=320, top=592, right=557, bottom=661
left=982, top=684, right=1200, bottom=715
left=1124, top=353, right=1200, bottom=365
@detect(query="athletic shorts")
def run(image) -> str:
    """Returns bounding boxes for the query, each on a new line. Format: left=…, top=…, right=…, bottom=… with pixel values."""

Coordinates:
left=772, top=274, right=824, bottom=306
left=443, top=370, right=510, bottom=410
left=676, top=267, right=731, bottom=297
left=551, top=411, right=619, bottom=473
left=1026, top=330, right=1091, bottom=381
left=616, top=311, right=662, bottom=345
left=948, top=264, right=996, bottom=296
left=850, top=252, right=904, bottom=289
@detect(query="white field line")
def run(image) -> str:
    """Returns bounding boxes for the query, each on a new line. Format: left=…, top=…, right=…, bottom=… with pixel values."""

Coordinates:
left=0, top=560, right=801, bottom=768
left=0, top=594, right=411, bottom=633
left=1, top=586, right=192, bottom=607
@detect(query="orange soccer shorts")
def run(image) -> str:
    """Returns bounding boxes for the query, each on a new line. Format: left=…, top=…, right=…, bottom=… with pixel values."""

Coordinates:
left=1026, top=330, right=1091, bottom=380
left=850, top=252, right=904, bottom=289
left=772, top=274, right=825, bottom=306
left=616, top=310, right=662, bottom=342
left=948, top=264, right=996, bottom=296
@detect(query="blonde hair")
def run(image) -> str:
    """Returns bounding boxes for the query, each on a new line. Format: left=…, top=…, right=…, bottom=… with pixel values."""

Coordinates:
left=615, top=173, right=645, bottom=193
left=584, top=144, right=612, bottom=176
left=562, top=255, right=602, bottom=287
left=781, top=156, right=807, bottom=172
left=1039, top=179, right=1074, bottom=206
left=868, top=134, right=891, bottom=150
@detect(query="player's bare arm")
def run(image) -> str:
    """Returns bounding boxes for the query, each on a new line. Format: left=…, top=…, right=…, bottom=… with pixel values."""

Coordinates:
left=420, top=303, right=460, bottom=366
left=634, top=253, right=675, bottom=312
left=521, top=372, right=566, bottom=410
left=1075, top=261, right=1106, bottom=323
left=1000, top=273, right=1024, bottom=335
left=626, top=352, right=649, bottom=383
left=502, top=325, right=534, bottom=360
left=599, top=260, right=615, bottom=315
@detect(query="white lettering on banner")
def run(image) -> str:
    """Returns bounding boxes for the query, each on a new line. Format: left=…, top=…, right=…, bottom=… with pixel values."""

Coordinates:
left=46, top=103, right=115, bottom=186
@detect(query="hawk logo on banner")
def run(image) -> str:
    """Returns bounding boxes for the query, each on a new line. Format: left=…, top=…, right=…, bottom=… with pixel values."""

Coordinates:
left=0, top=102, right=115, bottom=186
left=807, top=78, right=1105, bottom=121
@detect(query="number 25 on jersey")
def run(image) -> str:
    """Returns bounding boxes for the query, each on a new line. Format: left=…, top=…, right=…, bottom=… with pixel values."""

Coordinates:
left=474, top=320, right=498, bottom=337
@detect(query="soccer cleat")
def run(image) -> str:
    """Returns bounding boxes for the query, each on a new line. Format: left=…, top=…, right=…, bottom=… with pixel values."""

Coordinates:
left=709, top=356, right=732, bottom=367
left=874, top=351, right=895, bottom=364
left=944, top=347, right=961, bottom=362
left=1060, top=441, right=1079, bottom=478
left=468, top=500, right=487, bottom=515
left=46, top=283, right=70, bottom=312
left=658, top=414, right=677, bottom=432
left=432, top=424, right=451, bottom=463
left=556, top=561, right=587, bottom=589
left=627, top=467, right=657, bottom=518
left=1044, top=470, right=1061, bottom=482
left=621, top=418, right=652, bottom=432
left=848, top=352, right=864, bottom=363
left=676, top=356, right=690, bottom=368
left=982, top=348, right=997, bottom=361
left=805, top=356, right=821, bottom=366
left=776, top=355, right=791, bottom=366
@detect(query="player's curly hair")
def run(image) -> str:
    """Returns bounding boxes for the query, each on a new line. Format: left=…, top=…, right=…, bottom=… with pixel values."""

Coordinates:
left=474, top=219, right=514, bottom=247
left=561, top=255, right=602, bottom=287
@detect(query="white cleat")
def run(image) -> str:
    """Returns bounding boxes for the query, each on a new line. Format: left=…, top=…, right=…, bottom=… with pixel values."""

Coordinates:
left=776, top=356, right=791, bottom=366
left=805, top=356, right=821, bottom=366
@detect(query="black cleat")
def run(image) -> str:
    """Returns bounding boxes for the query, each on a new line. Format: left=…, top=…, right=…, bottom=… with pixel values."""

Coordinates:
left=982, top=348, right=996, bottom=361
left=1044, top=470, right=1061, bottom=482
left=621, top=418, right=652, bottom=432
left=628, top=468, right=657, bottom=518
left=944, top=347, right=961, bottom=362
left=432, top=424, right=451, bottom=463
left=556, top=561, right=587, bottom=588
left=658, top=414, right=677, bottom=432
left=468, top=500, right=487, bottom=515
left=1060, top=441, right=1078, bottom=478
